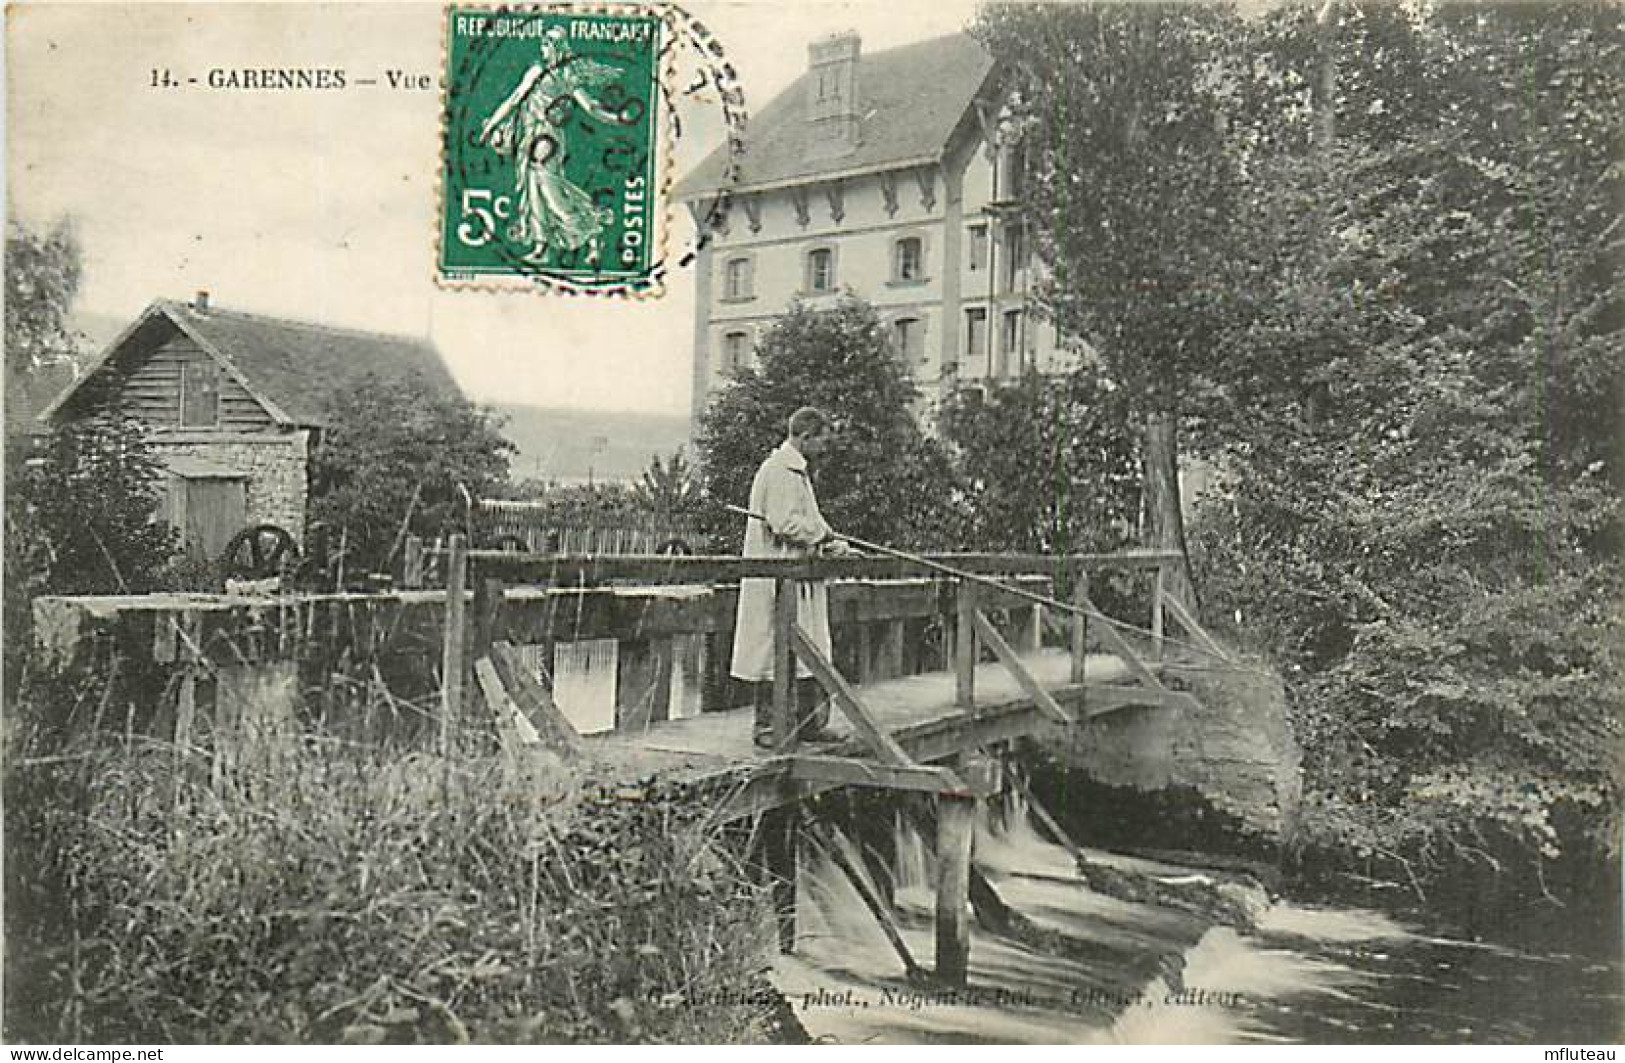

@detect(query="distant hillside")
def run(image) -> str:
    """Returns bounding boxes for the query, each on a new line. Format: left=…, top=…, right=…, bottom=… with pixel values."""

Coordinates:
left=488, top=403, right=690, bottom=485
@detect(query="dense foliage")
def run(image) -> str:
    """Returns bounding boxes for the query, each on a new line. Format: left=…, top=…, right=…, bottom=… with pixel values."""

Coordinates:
left=695, top=296, right=961, bottom=550
left=1193, top=2, right=1623, bottom=873
left=5, top=219, right=83, bottom=377
left=5, top=723, right=779, bottom=1043
left=4, top=222, right=174, bottom=692
left=972, top=3, right=1243, bottom=602
left=937, top=369, right=1141, bottom=555
left=308, top=373, right=515, bottom=574
left=973, top=0, right=1622, bottom=880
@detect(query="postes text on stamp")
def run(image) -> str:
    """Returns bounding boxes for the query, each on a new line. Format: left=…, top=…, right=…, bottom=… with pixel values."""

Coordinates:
left=440, top=6, right=663, bottom=294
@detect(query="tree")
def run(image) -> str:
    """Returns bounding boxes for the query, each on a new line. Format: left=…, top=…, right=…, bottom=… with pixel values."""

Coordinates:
left=630, top=448, right=699, bottom=521
left=307, top=373, right=515, bottom=574
left=695, top=296, right=960, bottom=550
left=5, top=219, right=83, bottom=377
left=972, top=3, right=1245, bottom=609
left=938, top=368, right=1140, bottom=555
left=3, top=221, right=175, bottom=692
left=1192, top=2, right=1624, bottom=875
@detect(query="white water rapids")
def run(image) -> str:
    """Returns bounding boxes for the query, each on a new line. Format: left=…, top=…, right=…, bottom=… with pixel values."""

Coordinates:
left=773, top=792, right=1421, bottom=1045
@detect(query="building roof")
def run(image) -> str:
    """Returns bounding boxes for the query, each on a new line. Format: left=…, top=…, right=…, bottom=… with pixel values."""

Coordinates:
left=674, top=33, right=996, bottom=200
left=41, top=298, right=462, bottom=428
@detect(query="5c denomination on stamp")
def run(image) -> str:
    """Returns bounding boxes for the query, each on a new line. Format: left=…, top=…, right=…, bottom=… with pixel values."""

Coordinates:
left=439, top=6, right=665, bottom=295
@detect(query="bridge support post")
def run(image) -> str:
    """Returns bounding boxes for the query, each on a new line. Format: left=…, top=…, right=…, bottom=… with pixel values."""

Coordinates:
left=772, top=577, right=796, bottom=750
left=955, top=580, right=977, bottom=709
left=1069, top=568, right=1090, bottom=685
left=935, top=752, right=996, bottom=986
left=439, top=533, right=468, bottom=753
left=761, top=806, right=798, bottom=954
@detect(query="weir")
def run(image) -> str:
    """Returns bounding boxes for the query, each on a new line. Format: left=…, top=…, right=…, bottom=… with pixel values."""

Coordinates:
left=33, top=539, right=1234, bottom=989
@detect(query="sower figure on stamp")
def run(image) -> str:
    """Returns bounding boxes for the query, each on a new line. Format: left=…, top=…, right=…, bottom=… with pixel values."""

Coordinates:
left=477, top=27, right=622, bottom=267
left=731, top=406, right=855, bottom=750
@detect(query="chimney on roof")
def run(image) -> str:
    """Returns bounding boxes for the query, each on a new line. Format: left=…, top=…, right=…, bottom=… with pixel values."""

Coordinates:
left=805, top=31, right=861, bottom=161
left=193, top=290, right=210, bottom=312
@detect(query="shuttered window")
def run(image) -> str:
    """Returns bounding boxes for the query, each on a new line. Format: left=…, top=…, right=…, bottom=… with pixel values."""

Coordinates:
left=180, top=361, right=221, bottom=428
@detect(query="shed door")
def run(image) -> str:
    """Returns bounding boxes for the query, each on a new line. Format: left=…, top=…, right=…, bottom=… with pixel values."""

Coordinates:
left=178, top=477, right=247, bottom=560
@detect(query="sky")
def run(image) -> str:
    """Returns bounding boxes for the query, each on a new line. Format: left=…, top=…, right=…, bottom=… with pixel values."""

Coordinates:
left=6, top=0, right=983, bottom=416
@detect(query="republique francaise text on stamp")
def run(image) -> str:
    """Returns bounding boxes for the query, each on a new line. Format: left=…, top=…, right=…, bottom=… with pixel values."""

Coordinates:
left=439, top=6, right=666, bottom=295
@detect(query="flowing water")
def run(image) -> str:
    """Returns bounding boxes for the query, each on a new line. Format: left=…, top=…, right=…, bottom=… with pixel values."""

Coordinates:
left=773, top=795, right=1622, bottom=1044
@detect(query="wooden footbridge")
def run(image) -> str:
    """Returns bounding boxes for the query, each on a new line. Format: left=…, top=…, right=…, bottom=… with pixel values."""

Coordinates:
left=33, top=538, right=1229, bottom=988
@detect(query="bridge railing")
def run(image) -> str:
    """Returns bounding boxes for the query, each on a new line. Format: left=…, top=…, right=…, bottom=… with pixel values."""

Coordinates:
left=437, top=539, right=1205, bottom=753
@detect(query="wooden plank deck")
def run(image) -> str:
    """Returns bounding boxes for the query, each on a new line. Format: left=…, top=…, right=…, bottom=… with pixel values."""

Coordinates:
left=587, top=649, right=1149, bottom=819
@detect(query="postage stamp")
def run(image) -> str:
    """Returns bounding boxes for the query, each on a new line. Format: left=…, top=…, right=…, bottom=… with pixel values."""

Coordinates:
left=439, top=6, right=666, bottom=295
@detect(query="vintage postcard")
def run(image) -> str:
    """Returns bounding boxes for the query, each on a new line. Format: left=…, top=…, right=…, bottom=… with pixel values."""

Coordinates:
left=4, top=0, right=1619, bottom=1050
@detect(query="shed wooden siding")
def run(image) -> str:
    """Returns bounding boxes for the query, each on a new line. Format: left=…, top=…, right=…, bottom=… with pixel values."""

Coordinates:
left=108, top=333, right=274, bottom=431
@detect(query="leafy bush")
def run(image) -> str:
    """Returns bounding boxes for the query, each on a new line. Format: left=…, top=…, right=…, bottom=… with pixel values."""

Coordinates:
left=938, top=368, right=1141, bottom=556
left=5, top=708, right=778, bottom=1044
left=308, top=372, right=515, bottom=575
left=695, top=296, right=962, bottom=551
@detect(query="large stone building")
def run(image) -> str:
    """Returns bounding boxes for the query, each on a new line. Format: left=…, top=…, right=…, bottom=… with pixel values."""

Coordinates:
left=676, top=31, right=1075, bottom=432
left=40, top=293, right=460, bottom=561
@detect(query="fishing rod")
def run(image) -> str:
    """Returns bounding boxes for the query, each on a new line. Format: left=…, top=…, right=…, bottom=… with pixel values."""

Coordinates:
left=722, top=503, right=1233, bottom=665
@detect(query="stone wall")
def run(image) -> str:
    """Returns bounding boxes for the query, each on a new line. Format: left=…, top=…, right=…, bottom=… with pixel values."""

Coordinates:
left=1057, top=657, right=1303, bottom=841
left=149, top=430, right=310, bottom=544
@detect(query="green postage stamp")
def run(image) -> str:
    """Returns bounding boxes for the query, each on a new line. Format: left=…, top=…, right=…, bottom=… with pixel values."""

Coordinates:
left=439, top=6, right=666, bottom=295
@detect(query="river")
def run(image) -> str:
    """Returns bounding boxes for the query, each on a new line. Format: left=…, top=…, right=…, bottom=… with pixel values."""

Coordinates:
left=771, top=795, right=1622, bottom=1044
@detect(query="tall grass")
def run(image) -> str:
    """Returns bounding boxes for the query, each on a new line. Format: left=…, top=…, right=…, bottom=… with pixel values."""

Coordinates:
left=5, top=683, right=779, bottom=1044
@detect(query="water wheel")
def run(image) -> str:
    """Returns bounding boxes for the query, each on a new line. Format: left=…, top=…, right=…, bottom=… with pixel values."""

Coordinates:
left=221, top=523, right=299, bottom=580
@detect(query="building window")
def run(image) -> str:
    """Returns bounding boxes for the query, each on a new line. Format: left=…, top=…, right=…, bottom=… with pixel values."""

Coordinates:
left=967, top=224, right=988, bottom=272
left=805, top=247, right=835, bottom=293
left=1002, top=310, right=1024, bottom=372
left=721, top=331, right=749, bottom=374
left=997, top=142, right=1027, bottom=201
left=892, top=317, right=923, bottom=363
left=964, top=308, right=988, bottom=360
left=893, top=236, right=923, bottom=283
left=1002, top=225, right=1026, bottom=293
left=723, top=256, right=754, bottom=301
left=180, top=360, right=220, bottom=427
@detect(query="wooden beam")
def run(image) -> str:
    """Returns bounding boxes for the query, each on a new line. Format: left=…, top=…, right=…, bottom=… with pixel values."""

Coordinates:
left=489, top=641, right=586, bottom=760
left=1074, top=587, right=1164, bottom=690
left=402, top=534, right=423, bottom=589
left=804, top=815, right=924, bottom=980
left=1078, top=684, right=1201, bottom=716
left=955, top=579, right=977, bottom=709
left=1069, top=570, right=1090, bottom=686
left=474, top=656, right=542, bottom=752
left=973, top=610, right=1073, bottom=725
left=935, top=791, right=975, bottom=985
left=439, top=533, right=468, bottom=752
left=773, top=577, right=795, bottom=752
left=1160, top=592, right=1231, bottom=661
left=761, top=807, right=797, bottom=954
left=1008, top=766, right=1090, bottom=875
left=785, top=754, right=981, bottom=797
left=790, top=624, right=913, bottom=766
left=463, top=549, right=1182, bottom=585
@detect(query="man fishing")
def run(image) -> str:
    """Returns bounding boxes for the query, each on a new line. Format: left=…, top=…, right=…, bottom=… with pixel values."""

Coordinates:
left=730, top=406, right=854, bottom=749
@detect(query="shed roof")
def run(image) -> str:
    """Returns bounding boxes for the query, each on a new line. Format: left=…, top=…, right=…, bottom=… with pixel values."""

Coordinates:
left=673, top=33, right=996, bottom=200
left=41, top=299, right=462, bottom=428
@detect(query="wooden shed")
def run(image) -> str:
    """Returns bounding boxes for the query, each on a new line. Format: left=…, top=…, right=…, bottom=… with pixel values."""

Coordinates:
left=39, top=292, right=462, bottom=560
